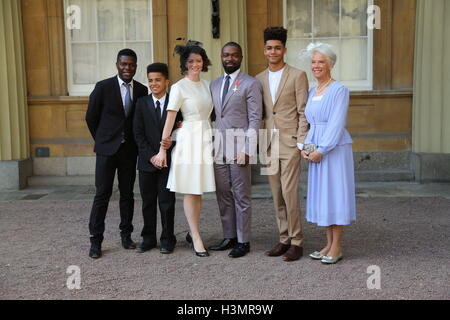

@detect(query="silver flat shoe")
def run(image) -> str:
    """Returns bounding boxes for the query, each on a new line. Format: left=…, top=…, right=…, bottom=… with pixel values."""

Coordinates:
left=321, top=253, right=343, bottom=264
left=309, top=251, right=325, bottom=260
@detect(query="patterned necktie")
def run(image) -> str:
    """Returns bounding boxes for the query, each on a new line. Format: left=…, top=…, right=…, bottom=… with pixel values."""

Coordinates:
left=123, top=82, right=132, bottom=117
left=222, top=75, right=231, bottom=106
left=155, top=100, right=161, bottom=123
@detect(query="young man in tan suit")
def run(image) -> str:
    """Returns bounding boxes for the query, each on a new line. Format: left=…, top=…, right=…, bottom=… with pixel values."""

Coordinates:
left=256, top=27, right=309, bottom=262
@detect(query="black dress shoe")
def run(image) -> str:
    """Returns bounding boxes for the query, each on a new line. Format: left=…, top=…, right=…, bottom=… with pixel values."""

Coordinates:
left=208, top=237, right=238, bottom=251
left=228, top=242, right=250, bottom=258
left=136, top=242, right=156, bottom=253
left=121, top=236, right=137, bottom=249
left=160, top=247, right=174, bottom=254
left=89, top=244, right=102, bottom=259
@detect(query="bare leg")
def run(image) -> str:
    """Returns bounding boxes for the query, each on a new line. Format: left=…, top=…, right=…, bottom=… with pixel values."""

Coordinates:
left=328, top=225, right=344, bottom=257
left=320, top=226, right=333, bottom=255
left=184, top=194, right=206, bottom=252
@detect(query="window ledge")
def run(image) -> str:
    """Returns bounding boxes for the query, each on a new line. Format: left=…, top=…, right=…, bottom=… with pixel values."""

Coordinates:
left=350, top=89, right=413, bottom=97
left=28, top=96, right=89, bottom=105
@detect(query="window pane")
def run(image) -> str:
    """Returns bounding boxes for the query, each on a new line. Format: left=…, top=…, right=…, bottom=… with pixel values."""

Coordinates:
left=99, top=43, right=124, bottom=79
left=342, top=0, right=368, bottom=36
left=286, top=39, right=311, bottom=70
left=125, top=0, right=151, bottom=40
left=313, top=0, right=339, bottom=38
left=72, top=44, right=97, bottom=84
left=128, top=42, right=153, bottom=85
left=67, top=0, right=97, bottom=42
left=286, top=0, right=312, bottom=38
left=97, top=0, right=124, bottom=41
left=340, top=38, right=367, bottom=80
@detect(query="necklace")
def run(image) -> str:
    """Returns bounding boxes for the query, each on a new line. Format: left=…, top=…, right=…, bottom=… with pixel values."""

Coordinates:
left=315, top=78, right=333, bottom=95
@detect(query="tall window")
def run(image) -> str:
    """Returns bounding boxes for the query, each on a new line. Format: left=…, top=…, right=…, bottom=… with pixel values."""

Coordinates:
left=64, top=0, right=153, bottom=96
left=284, top=0, right=373, bottom=90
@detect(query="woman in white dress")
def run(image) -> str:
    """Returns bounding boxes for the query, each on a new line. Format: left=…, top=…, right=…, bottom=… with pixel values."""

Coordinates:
left=154, top=41, right=215, bottom=257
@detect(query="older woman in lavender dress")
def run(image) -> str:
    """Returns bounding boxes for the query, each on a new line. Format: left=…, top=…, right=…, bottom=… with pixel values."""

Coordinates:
left=300, top=43, right=356, bottom=264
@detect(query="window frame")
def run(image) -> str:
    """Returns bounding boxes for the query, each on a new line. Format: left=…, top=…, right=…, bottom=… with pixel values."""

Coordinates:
left=63, top=0, right=153, bottom=96
left=283, top=0, right=374, bottom=91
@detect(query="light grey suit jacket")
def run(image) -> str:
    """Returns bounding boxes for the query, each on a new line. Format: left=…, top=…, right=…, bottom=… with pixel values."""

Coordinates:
left=210, top=71, right=263, bottom=161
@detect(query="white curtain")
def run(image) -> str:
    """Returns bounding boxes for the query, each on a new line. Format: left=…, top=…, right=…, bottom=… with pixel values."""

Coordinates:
left=285, top=0, right=370, bottom=89
left=65, top=0, right=152, bottom=94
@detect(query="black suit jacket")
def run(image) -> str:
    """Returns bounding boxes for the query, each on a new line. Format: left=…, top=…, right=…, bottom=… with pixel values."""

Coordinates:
left=86, top=76, right=148, bottom=156
left=133, top=93, right=183, bottom=173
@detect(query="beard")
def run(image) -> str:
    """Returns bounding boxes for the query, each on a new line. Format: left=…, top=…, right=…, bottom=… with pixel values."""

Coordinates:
left=223, top=63, right=241, bottom=75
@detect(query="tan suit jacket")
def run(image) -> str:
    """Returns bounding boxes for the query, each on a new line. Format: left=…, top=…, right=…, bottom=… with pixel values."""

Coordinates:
left=256, top=64, right=309, bottom=151
left=256, top=64, right=309, bottom=247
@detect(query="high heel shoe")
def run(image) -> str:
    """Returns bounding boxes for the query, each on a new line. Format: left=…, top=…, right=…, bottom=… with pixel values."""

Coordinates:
left=186, top=232, right=208, bottom=257
left=191, top=243, right=209, bottom=257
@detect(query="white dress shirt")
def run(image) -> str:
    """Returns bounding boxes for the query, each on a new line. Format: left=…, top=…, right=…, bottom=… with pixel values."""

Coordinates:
left=117, top=75, right=134, bottom=107
left=220, top=69, right=241, bottom=105
left=268, top=66, right=285, bottom=105
left=152, top=94, right=166, bottom=117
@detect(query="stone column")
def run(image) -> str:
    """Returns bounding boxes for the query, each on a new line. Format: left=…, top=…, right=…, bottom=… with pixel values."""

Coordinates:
left=412, top=0, right=450, bottom=182
left=188, top=0, right=248, bottom=81
left=0, top=0, right=31, bottom=190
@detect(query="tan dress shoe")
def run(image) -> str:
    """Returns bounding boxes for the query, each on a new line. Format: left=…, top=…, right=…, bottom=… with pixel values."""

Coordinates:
left=282, top=245, right=303, bottom=262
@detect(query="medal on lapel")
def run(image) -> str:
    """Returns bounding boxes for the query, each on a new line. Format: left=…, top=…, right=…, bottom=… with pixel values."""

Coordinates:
left=232, top=80, right=240, bottom=93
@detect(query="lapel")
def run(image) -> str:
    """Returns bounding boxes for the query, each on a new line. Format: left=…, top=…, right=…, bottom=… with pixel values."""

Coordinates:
left=113, top=77, right=126, bottom=117
left=160, top=93, right=169, bottom=127
left=273, top=64, right=290, bottom=109
left=146, top=94, right=159, bottom=127
left=222, top=72, right=243, bottom=112
left=213, top=79, right=221, bottom=109
left=262, top=69, right=274, bottom=110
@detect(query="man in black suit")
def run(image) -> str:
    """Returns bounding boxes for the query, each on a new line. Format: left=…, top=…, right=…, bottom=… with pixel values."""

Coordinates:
left=133, top=63, right=182, bottom=254
left=86, top=48, right=148, bottom=259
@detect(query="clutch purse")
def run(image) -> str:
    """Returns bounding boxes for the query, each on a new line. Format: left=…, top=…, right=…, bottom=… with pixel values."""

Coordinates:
left=303, top=144, right=317, bottom=153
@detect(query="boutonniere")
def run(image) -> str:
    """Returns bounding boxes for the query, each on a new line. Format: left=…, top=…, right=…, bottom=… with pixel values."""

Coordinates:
left=232, top=80, right=240, bottom=92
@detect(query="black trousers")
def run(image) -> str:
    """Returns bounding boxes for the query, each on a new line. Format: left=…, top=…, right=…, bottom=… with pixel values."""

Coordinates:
left=138, top=168, right=176, bottom=248
left=89, top=142, right=137, bottom=244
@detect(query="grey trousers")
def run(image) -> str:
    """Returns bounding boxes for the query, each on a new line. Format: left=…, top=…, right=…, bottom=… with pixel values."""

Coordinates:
left=214, top=163, right=252, bottom=243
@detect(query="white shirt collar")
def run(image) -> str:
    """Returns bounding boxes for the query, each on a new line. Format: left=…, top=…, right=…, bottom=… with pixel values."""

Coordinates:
left=152, top=94, right=167, bottom=108
left=117, top=75, right=134, bottom=89
left=223, top=69, right=241, bottom=83
left=268, top=65, right=286, bottom=74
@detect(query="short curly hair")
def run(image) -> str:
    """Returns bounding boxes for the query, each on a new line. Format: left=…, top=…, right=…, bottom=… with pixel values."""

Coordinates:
left=174, top=41, right=212, bottom=75
left=264, top=27, right=288, bottom=46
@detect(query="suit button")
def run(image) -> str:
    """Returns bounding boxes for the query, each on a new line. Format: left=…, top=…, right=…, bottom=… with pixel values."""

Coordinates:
left=273, top=112, right=276, bottom=115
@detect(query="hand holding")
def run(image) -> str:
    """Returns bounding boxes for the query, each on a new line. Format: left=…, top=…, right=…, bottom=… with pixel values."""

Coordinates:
left=300, top=150, right=310, bottom=161
left=308, top=151, right=323, bottom=163
left=160, top=136, right=172, bottom=150
left=236, top=152, right=250, bottom=167
left=154, top=150, right=168, bottom=168
left=150, top=155, right=162, bottom=169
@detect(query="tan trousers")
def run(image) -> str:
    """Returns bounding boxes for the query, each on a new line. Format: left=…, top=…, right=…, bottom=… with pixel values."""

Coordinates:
left=268, top=146, right=304, bottom=247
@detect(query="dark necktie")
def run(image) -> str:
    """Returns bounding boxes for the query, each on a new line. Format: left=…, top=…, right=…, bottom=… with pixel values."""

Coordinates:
left=222, top=75, right=231, bottom=106
left=124, top=83, right=132, bottom=117
left=155, top=100, right=161, bottom=123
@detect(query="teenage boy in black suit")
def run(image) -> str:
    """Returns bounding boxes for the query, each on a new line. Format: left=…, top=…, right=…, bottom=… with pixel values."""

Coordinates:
left=133, top=63, right=182, bottom=254
left=86, top=49, right=148, bottom=259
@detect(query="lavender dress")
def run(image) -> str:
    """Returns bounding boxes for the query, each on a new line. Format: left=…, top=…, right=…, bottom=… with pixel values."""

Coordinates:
left=304, top=81, right=356, bottom=226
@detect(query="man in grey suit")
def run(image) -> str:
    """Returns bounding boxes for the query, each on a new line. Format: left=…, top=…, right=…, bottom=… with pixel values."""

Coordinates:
left=209, top=42, right=263, bottom=258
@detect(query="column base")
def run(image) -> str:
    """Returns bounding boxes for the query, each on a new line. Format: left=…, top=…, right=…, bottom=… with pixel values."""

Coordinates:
left=0, top=159, right=33, bottom=190
left=412, top=153, right=450, bottom=183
